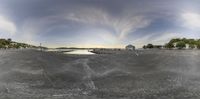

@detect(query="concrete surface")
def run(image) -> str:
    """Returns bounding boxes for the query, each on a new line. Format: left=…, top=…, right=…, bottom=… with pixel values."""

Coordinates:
left=0, top=49, right=200, bottom=99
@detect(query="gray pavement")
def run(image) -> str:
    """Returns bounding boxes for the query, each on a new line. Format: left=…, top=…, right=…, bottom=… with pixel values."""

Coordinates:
left=0, top=49, right=200, bottom=99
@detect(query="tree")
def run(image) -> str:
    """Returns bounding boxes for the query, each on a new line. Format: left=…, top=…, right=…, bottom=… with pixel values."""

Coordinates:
left=181, top=38, right=189, bottom=43
left=188, top=39, right=195, bottom=45
left=169, top=38, right=181, bottom=44
left=146, top=44, right=154, bottom=48
left=176, top=41, right=186, bottom=49
left=143, top=45, right=146, bottom=49
left=0, top=43, right=5, bottom=48
left=189, top=44, right=195, bottom=49
left=197, top=42, right=200, bottom=49
left=165, top=43, right=174, bottom=49
left=7, top=38, right=12, bottom=42
left=154, top=45, right=162, bottom=49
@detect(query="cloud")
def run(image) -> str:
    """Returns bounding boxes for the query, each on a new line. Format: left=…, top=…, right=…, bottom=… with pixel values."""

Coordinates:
left=20, top=15, right=64, bottom=43
left=19, top=7, right=152, bottom=48
left=151, top=33, right=182, bottom=43
left=182, top=12, right=200, bottom=29
left=3, top=0, right=198, bottom=48
left=0, top=15, right=16, bottom=35
left=65, top=8, right=151, bottom=40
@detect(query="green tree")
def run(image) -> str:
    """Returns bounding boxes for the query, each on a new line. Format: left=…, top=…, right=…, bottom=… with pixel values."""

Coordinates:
left=146, top=44, right=154, bottom=48
left=143, top=45, right=146, bottom=49
left=197, top=42, right=200, bottom=49
left=181, top=38, right=189, bottom=43
left=176, top=41, right=186, bottom=49
left=188, top=39, right=195, bottom=45
left=7, top=38, right=12, bottom=42
left=0, top=43, right=5, bottom=48
left=189, top=44, right=195, bottom=49
left=165, top=43, right=174, bottom=49
left=169, top=38, right=181, bottom=44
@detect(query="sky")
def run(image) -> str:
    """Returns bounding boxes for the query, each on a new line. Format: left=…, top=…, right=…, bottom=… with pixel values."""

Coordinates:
left=0, top=0, right=200, bottom=48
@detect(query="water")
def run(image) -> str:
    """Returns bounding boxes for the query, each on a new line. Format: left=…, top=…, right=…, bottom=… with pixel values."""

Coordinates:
left=45, top=49, right=95, bottom=55
left=46, top=49, right=72, bottom=52
left=64, top=49, right=95, bottom=55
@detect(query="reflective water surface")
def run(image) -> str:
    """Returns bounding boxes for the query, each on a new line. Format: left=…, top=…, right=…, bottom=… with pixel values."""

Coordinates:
left=64, top=49, right=95, bottom=55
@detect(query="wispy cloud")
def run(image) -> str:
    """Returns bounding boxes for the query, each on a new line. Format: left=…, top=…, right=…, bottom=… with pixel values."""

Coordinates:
left=65, top=8, right=151, bottom=40
left=1, top=0, right=199, bottom=48
left=19, top=8, right=152, bottom=47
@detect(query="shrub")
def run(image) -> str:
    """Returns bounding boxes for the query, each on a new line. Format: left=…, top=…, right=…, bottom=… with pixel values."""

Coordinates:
left=197, top=42, right=200, bottom=49
left=176, top=41, right=186, bottom=49
left=165, top=43, right=174, bottom=49
left=146, top=44, right=154, bottom=48
left=189, top=44, right=195, bottom=49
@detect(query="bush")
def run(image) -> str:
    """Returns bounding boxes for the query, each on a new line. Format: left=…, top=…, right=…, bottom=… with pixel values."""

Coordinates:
left=0, top=43, right=5, bottom=48
left=169, top=38, right=181, bottom=44
left=143, top=45, right=146, bottom=49
left=197, top=42, right=200, bottom=49
left=146, top=44, right=154, bottom=48
left=176, top=41, right=186, bottom=49
left=189, top=44, right=195, bottom=49
left=165, top=43, right=174, bottom=49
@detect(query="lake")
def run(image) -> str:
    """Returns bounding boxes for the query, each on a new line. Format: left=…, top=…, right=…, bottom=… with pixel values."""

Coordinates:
left=46, top=49, right=95, bottom=55
left=64, top=49, right=95, bottom=55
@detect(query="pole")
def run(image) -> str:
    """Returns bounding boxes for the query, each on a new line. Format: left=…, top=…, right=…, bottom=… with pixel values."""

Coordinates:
left=40, top=43, right=42, bottom=51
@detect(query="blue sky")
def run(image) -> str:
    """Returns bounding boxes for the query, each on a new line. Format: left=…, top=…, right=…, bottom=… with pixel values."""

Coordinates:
left=0, top=0, right=200, bottom=48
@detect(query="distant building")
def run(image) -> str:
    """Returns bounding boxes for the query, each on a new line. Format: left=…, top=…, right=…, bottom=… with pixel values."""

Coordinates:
left=125, top=44, right=135, bottom=50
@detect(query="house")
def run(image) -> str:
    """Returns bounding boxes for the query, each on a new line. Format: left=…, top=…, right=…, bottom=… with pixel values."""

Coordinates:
left=125, top=44, right=135, bottom=50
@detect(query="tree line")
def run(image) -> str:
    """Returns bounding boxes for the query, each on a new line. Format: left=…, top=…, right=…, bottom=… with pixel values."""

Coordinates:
left=0, top=38, right=38, bottom=49
left=143, top=38, right=200, bottom=49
